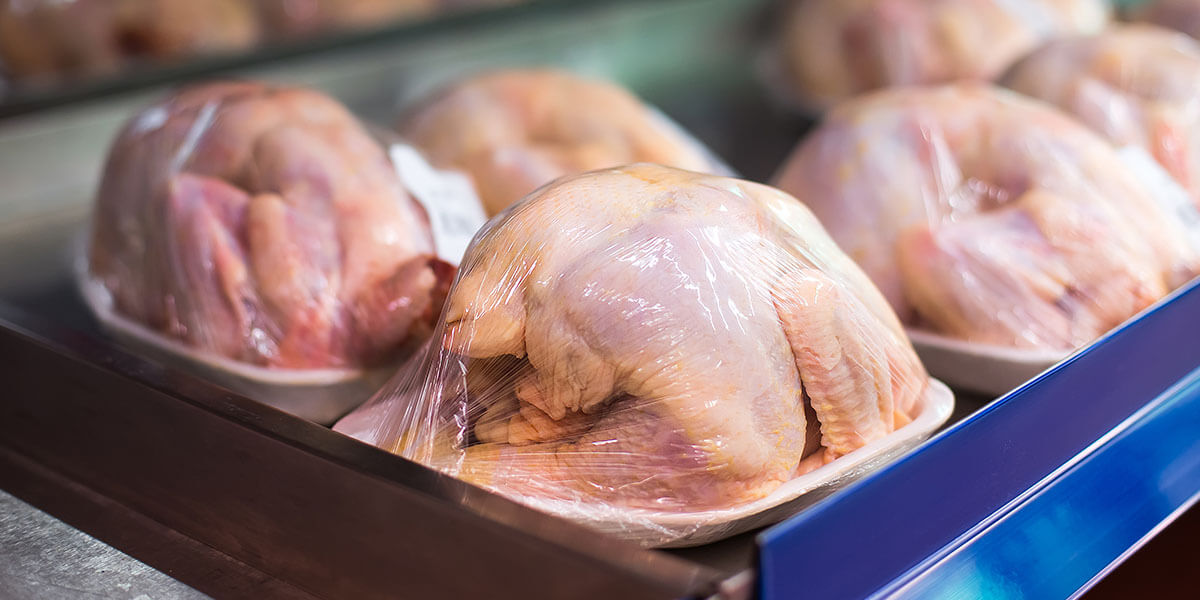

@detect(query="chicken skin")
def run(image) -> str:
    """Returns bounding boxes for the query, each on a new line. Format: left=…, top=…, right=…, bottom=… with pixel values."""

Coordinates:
left=1006, top=25, right=1200, bottom=208
left=89, top=81, right=452, bottom=370
left=780, top=0, right=1109, bottom=110
left=774, top=84, right=1200, bottom=349
left=399, top=69, right=723, bottom=216
left=338, top=164, right=928, bottom=515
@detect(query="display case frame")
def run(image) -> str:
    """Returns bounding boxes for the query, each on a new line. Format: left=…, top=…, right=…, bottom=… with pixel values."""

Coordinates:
left=0, top=1, right=1196, bottom=597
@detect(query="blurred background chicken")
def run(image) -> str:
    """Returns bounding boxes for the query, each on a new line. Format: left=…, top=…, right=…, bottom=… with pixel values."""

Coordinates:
left=399, top=69, right=726, bottom=216
left=89, top=81, right=452, bottom=370
left=779, top=0, right=1110, bottom=110
left=1006, top=24, right=1200, bottom=207
left=774, top=84, right=1200, bottom=349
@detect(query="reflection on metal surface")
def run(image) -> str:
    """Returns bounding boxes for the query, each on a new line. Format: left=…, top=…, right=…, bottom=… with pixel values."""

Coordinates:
left=0, top=490, right=208, bottom=600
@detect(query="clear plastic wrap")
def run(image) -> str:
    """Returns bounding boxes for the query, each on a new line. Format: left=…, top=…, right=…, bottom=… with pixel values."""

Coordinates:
left=774, top=0, right=1110, bottom=111
left=397, top=69, right=735, bottom=216
left=1005, top=24, right=1200, bottom=208
left=83, top=81, right=462, bottom=380
left=0, top=0, right=261, bottom=84
left=334, top=163, right=953, bottom=547
left=773, top=83, right=1200, bottom=355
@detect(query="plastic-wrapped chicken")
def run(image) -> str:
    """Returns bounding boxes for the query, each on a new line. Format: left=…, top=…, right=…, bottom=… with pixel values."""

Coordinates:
left=1130, top=0, right=1200, bottom=41
left=0, top=0, right=259, bottom=83
left=84, top=81, right=456, bottom=374
left=774, top=84, right=1200, bottom=352
left=777, top=0, right=1109, bottom=110
left=398, top=69, right=730, bottom=216
left=1005, top=25, right=1200, bottom=207
left=257, top=0, right=436, bottom=38
left=335, top=164, right=953, bottom=547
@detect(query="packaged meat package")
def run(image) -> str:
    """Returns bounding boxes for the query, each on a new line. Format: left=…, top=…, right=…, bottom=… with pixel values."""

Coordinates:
left=1005, top=24, right=1200, bottom=209
left=1128, top=0, right=1200, bottom=40
left=773, top=83, right=1200, bottom=394
left=79, top=81, right=476, bottom=423
left=334, top=164, right=954, bottom=547
left=0, top=0, right=260, bottom=85
left=257, top=0, right=436, bottom=39
left=398, top=69, right=736, bottom=216
left=769, top=0, right=1109, bottom=112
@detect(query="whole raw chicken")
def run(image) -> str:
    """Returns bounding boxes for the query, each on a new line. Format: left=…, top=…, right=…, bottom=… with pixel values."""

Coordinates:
left=1006, top=25, right=1200, bottom=207
left=1130, top=0, right=1200, bottom=41
left=0, top=0, right=259, bottom=83
left=774, top=84, right=1200, bottom=350
left=398, top=69, right=723, bottom=216
left=89, top=81, right=452, bottom=370
left=337, top=164, right=929, bottom=519
left=257, top=0, right=436, bottom=38
left=780, top=0, right=1109, bottom=110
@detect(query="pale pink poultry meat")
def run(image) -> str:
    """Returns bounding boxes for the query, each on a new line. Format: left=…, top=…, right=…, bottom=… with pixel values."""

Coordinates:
left=398, top=69, right=723, bottom=216
left=89, top=81, right=453, bottom=370
left=774, top=84, right=1200, bottom=350
left=336, top=164, right=928, bottom=517
left=1005, top=25, right=1200, bottom=208
left=780, top=0, right=1109, bottom=110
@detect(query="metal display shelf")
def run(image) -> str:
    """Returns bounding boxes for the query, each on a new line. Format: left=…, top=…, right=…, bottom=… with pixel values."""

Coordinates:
left=761, top=280, right=1200, bottom=599
left=0, top=0, right=1197, bottom=597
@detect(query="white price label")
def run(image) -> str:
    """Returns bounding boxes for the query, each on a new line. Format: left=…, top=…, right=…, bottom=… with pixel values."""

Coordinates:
left=1117, top=145, right=1200, bottom=251
left=390, top=144, right=488, bottom=266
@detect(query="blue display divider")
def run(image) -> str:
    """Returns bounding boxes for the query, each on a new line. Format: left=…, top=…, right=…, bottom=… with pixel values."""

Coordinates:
left=758, top=279, right=1200, bottom=599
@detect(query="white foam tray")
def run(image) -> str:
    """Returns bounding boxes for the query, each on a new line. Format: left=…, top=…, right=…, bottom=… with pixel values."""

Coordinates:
left=906, top=329, right=1065, bottom=397
left=73, top=238, right=387, bottom=424
left=341, top=378, right=953, bottom=548
left=530, top=378, right=954, bottom=548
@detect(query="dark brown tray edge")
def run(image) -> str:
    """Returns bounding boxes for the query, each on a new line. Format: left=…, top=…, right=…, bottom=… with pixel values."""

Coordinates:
left=0, top=301, right=721, bottom=599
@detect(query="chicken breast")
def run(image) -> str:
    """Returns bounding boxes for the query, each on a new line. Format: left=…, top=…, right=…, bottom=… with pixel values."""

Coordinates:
left=398, top=69, right=723, bottom=216
left=89, top=81, right=452, bottom=370
left=337, top=164, right=927, bottom=516
left=780, top=0, right=1109, bottom=110
left=1006, top=25, right=1200, bottom=207
left=774, top=84, right=1200, bottom=349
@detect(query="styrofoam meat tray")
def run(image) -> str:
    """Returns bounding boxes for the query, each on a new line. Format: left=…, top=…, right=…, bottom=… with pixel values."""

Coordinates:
left=341, top=378, right=954, bottom=548
left=73, top=240, right=391, bottom=425
left=539, top=378, right=953, bottom=548
left=906, top=329, right=1066, bottom=397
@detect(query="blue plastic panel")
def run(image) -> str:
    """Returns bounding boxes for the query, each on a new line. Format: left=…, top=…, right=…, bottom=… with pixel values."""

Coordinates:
left=758, top=279, right=1200, bottom=600
left=891, top=373, right=1200, bottom=599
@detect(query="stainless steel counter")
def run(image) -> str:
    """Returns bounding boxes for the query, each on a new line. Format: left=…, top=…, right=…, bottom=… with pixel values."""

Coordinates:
left=0, top=489, right=206, bottom=600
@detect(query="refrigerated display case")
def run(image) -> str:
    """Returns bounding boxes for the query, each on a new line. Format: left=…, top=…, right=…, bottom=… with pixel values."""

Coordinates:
left=0, top=1, right=1195, bottom=598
